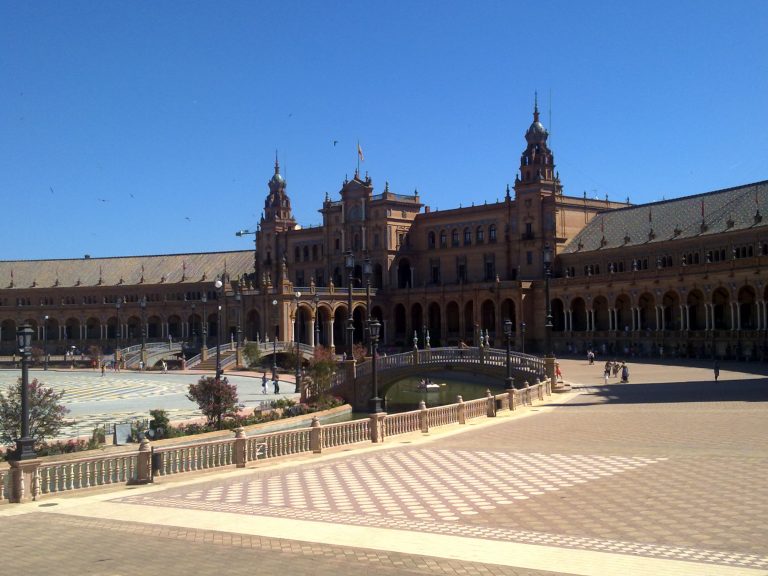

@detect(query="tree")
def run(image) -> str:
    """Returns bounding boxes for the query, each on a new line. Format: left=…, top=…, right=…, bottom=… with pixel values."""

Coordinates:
left=186, top=376, right=240, bottom=430
left=242, top=343, right=262, bottom=368
left=305, top=345, right=338, bottom=401
left=0, top=378, right=70, bottom=449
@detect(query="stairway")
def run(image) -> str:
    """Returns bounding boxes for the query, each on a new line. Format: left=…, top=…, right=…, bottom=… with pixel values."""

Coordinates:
left=196, top=349, right=237, bottom=372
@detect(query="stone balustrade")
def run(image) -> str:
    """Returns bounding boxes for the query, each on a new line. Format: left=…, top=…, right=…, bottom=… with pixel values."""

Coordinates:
left=0, top=378, right=552, bottom=505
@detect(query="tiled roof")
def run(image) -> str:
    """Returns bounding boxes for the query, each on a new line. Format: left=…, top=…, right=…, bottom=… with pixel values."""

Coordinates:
left=0, top=251, right=254, bottom=290
left=561, top=180, right=768, bottom=254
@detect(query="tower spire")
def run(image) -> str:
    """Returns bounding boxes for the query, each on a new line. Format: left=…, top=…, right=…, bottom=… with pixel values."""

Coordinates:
left=534, top=91, right=539, bottom=122
left=274, top=149, right=280, bottom=175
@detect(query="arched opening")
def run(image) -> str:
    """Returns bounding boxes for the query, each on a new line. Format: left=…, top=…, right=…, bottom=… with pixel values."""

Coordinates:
left=615, top=294, right=631, bottom=332
left=738, top=286, right=757, bottom=329
left=393, top=304, right=406, bottom=337
left=427, top=302, right=441, bottom=345
left=463, top=301, right=474, bottom=342
left=500, top=299, right=516, bottom=331
left=64, top=318, right=80, bottom=341
left=480, top=299, right=495, bottom=342
left=148, top=315, right=162, bottom=339
left=373, top=263, right=384, bottom=289
left=188, top=313, right=202, bottom=346
left=410, top=303, right=424, bottom=343
left=86, top=317, right=100, bottom=340
left=687, top=290, right=706, bottom=331
left=552, top=298, right=565, bottom=332
left=571, top=298, right=587, bottom=331
left=168, top=315, right=182, bottom=340
left=333, top=307, right=347, bottom=350
left=245, top=309, right=261, bottom=341
left=712, top=288, right=731, bottom=330
left=446, top=301, right=460, bottom=337
left=353, top=306, right=365, bottom=345
left=593, top=296, right=609, bottom=331
left=638, top=293, right=656, bottom=331
left=662, top=291, right=681, bottom=331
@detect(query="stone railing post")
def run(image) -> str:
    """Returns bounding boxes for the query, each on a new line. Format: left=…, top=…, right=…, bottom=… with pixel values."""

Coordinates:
left=134, top=438, right=152, bottom=484
left=545, top=356, right=556, bottom=391
left=370, top=412, right=387, bottom=443
left=201, top=347, right=209, bottom=362
left=524, top=382, right=531, bottom=405
left=506, top=387, right=516, bottom=411
left=234, top=427, right=247, bottom=467
left=413, top=347, right=420, bottom=366
left=419, top=400, right=429, bottom=433
left=236, top=347, right=243, bottom=369
left=486, top=389, right=496, bottom=417
left=8, top=459, right=41, bottom=504
left=310, top=416, right=322, bottom=453
left=479, top=345, right=485, bottom=365
left=457, top=395, right=466, bottom=424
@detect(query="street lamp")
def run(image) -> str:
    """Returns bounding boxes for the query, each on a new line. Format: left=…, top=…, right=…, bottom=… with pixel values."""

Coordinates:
left=363, top=255, right=372, bottom=350
left=345, top=250, right=355, bottom=359
left=313, top=293, right=320, bottom=348
left=139, top=296, right=147, bottom=354
left=271, top=299, right=278, bottom=382
left=201, top=292, right=208, bottom=351
left=368, top=318, right=382, bottom=413
left=520, top=322, right=527, bottom=354
left=294, top=291, right=302, bottom=393
left=43, top=315, right=49, bottom=370
left=214, top=278, right=223, bottom=380
left=543, top=243, right=554, bottom=357
left=235, top=289, right=242, bottom=349
left=14, top=324, right=36, bottom=460
left=504, top=319, right=513, bottom=389
left=115, top=297, right=122, bottom=353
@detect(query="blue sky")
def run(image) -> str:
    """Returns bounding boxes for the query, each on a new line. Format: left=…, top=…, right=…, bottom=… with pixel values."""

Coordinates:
left=2, top=1, right=766, bottom=260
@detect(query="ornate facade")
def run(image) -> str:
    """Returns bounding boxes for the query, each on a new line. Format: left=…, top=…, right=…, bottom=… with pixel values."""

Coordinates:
left=1, top=104, right=765, bottom=360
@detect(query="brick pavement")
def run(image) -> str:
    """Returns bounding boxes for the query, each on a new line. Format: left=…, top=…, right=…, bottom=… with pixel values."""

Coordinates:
left=1, top=361, right=767, bottom=575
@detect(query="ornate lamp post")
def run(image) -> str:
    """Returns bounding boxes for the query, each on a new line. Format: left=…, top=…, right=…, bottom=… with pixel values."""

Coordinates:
left=191, top=303, right=198, bottom=347
left=115, top=297, right=122, bottom=353
left=345, top=250, right=355, bottom=359
left=139, top=296, right=147, bottom=366
left=43, top=315, right=49, bottom=370
left=520, top=322, right=527, bottom=354
left=201, top=292, right=208, bottom=351
left=504, top=319, right=513, bottom=389
left=543, top=243, right=554, bottom=357
left=272, top=298, right=278, bottom=382
left=294, top=291, right=302, bottom=393
left=235, top=289, right=242, bottom=349
left=14, top=324, right=36, bottom=460
left=313, top=293, right=320, bottom=348
left=363, top=255, right=372, bottom=350
left=214, top=278, right=223, bottom=380
left=368, top=318, right=382, bottom=413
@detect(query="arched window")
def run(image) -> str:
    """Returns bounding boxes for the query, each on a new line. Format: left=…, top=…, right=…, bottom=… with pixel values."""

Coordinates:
left=303, top=246, right=309, bottom=261
left=428, top=231, right=436, bottom=249
left=463, top=228, right=471, bottom=245
left=489, top=224, right=497, bottom=243
left=451, top=229, right=459, bottom=246
left=294, top=246, right=300, bottom=262
left=439, top=230, right=447, bottom=248
left=476, top=226, right=484, bottom=243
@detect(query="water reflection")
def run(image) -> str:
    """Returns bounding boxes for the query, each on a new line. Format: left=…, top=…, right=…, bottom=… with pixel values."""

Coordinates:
left=384, top=375, right=506, bottom=413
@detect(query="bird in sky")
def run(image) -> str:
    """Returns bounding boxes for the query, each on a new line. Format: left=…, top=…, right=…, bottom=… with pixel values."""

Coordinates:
left=333, top=140, right=338, bottom=146
left=184, top=216, right=191, bottom=221
left=129, top=193, right=134, bottom=198
left=97, top=198, right=107, bottom=202
left=49, top=186, right=54, bottom=194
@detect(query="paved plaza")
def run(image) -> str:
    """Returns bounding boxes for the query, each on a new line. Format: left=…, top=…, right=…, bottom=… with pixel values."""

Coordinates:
left=1, top=359, right=767, bottom=575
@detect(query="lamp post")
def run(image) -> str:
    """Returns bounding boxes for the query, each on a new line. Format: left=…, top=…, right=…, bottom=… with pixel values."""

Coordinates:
left=294, top=291, right=302, bottom=393
left=272, top=299, right=278, bottom=382
left=201, top=293, right=208, bottom=351
left=504, top=319, right=513, bottom=389
left=43, top=315, right=49, bottom=370
left=345, top=250, right=355, bottom=359
left=368, top=318, right=382, bottom=413
left=313, top=293, right=320, bottom=348
left=115, top=297, right=122, bottom=353
left=139, top=296, right=147, bottom=359
left=543, top=243, right=554, bottom=357
left=520, top=322, right=527, bottom=354
left=363, top=255, right=372, bottom=351
left=235, top=289, right=242, bottom=349
left=191, top=303, right=198, bottom=347
left=14, top=324, right=36, bottom=460
left=214, top=278, right=223, bottom=380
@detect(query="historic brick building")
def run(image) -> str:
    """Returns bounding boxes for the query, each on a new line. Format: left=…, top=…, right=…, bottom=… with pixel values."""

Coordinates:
left=1, top=104, right=765, bottom=361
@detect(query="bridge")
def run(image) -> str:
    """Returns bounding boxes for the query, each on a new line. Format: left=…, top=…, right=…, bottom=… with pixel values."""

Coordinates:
left=332, top=346, right=548, bottom=411
left=185, top=341, right=318, bottom=370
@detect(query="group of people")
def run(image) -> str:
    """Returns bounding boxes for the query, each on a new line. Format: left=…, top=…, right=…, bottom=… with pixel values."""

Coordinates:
left=603, top=360, right=629, bottom=384
left=261, top=372, right=280, bottom=394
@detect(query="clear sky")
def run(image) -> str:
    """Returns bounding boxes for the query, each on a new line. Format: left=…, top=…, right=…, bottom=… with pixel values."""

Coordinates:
left=2, top=1, right=766, bottom=261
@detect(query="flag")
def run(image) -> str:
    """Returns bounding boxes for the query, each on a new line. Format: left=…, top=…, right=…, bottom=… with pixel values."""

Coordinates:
left=357, top=142, right=364, bottom=162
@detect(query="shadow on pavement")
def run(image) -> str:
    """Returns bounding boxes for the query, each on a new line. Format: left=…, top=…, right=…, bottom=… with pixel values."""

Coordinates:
left=566, top=378, right=768, bottom=405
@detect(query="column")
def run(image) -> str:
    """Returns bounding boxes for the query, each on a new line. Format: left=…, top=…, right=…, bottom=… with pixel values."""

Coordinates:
left=308, top=318, right=315, bottom=347
left=327, top=319, right=335, bottom=349
left=655, top=307, right=661, bottom=331
left=567, top=310, right=573, bottom=332
left=631, top=308, right=637, bottom=331
left=731, top=302, right=737, bottom=331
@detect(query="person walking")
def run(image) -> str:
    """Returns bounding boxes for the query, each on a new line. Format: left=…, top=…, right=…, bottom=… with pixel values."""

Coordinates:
left=714, top=359, right=720, bottom=381
left=273, top=377, right=280, bottom=395
left=604, top=361, right=611, bottom=385
left=261, top=372, right=268, bottom=394
left=620, top=362, right=629, bottom=383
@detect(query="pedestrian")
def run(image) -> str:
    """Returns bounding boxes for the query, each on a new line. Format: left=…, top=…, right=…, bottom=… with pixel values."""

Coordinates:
left=603, top=361, right=610, bottom=385
left=273, top=377, right=280, bottom=394
left=714, top=359, right=720, bottom=381
left=101, top=363, right=105, bottom=376
left=612, top=361, right=620, bottom=377
left=555, top=362, right=563, bottom=383
left=162, top=360, right=167, bottom=373
left=261, top=372, right=268, bottom=394
left=620, top=362, right=629, bottom=383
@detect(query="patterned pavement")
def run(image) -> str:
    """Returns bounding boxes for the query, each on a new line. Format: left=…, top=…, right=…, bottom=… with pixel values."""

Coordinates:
left=2, top=360, right=767, bottom=575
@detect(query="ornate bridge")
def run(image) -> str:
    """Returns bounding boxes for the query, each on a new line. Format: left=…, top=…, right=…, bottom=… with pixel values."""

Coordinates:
left=333, top=347, right=548, bottom=411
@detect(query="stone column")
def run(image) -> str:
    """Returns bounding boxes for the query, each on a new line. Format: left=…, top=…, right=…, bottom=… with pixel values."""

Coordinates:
left=133, top=438, right=152, bottom=484
left=234, top=427, right=247, bottom=468
left=8, top=459, right=41, bottom=503
left=327, top=319, right=335, bottom=349
left=308, top=318, right=315, bottom=347
left=310, top=417, right=322, bottom=453
left=370, top=411, right=388, bottom=443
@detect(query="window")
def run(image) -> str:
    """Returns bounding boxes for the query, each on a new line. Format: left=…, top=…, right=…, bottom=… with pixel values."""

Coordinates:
left=296, top=271, right=305, bottom=286
left=398, top=233, right=404, bottom=248
left=312, top=245, right=318, bottom=260
left=373, top=233, right=380, bottom=248
left=428, top=231, right=436, bottom=249
left=524, top=222, right=533, bottom=239
left=484, top=255, right=495, bottom=281
left=489, top=224, right=497, bottom=243
left=526, top=251, right=533, bottom=265
left=463, top=228, right=471, bottom=245
left=430, top=259, right=441, bottom=284
left=456, top=257, right=467, bottom=283
left=303, top=246, right=309, bottom=261
left=476, top=226, right=484, bottom=243
left=334, top=238, right=340, bottom=252
left=439, top=230, right=447, bottom=248
left=451, top=229, right=459, bottom=247
left=295, top=247, right=300, bottom=262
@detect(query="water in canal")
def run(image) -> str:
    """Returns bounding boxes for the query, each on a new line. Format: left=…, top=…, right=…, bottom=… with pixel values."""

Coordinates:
left=381, top=373, right=506, bottom=413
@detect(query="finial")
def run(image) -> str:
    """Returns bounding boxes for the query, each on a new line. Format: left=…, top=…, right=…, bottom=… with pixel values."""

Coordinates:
left=274, top=149, right=280, bottom=174
left=384, top=181, right=389, bottom=192
left=534, top=90, right=539, bottom=121
left=505, top=184, right=511, bottom=199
